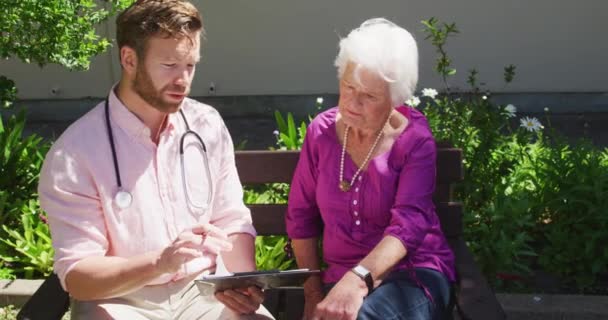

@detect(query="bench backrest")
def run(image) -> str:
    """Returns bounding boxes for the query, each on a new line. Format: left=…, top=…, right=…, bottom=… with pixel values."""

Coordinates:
left=235, top=146, right=464, bottom=239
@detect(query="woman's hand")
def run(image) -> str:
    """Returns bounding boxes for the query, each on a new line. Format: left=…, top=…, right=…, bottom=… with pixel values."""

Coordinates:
left=303, top=290, right=324, bottom=320
left=312, top=272, right=368, bottom=320
left=215, top=286, right=264, bottom=315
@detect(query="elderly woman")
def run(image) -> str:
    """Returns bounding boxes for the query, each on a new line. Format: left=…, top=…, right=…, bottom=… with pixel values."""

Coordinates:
left=286, top=18, right=456, bottom=320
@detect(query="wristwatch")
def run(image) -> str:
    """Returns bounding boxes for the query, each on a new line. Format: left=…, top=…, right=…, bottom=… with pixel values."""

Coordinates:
left=351, top=265, right=374, bottom=294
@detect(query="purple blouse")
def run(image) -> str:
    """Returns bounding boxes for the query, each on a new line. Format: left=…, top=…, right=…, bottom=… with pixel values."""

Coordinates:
left=286, top=106, right=456, bottom=284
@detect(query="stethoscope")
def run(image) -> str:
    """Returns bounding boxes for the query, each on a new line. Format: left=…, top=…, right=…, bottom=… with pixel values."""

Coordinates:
left=104, top=99, right=213, bottom=212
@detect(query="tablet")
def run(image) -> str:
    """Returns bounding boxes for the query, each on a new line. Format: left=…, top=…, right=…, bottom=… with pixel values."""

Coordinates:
left=194, top=269, right=320, bottom=295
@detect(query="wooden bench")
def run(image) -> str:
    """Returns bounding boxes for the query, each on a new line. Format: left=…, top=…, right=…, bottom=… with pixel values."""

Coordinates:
left=17, top=146, right=505, bottom=320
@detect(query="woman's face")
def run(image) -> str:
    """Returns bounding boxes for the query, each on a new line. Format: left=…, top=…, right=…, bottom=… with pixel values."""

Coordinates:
left=338, top=62, right=393, bottom=131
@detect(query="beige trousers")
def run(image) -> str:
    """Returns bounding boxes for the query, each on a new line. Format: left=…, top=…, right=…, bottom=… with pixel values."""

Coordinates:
left=70, top=276, right=275, bottom=320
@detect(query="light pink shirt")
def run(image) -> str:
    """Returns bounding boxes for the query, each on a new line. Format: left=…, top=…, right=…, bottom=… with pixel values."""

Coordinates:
left=38, top=90, right=256, bottom=291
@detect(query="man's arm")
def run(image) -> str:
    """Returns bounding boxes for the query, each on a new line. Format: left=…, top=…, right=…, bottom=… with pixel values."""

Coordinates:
left=66, top=224, right=231, bottom=300
left=221, top=233, right=256, bottom=272
left=65, top=252, right=162, bottom=300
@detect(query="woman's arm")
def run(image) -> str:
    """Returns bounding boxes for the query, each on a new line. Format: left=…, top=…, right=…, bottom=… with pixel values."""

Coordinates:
left=358, top=137, right=437, bottom=285
left=292, top=237, right=325, bottom=320
left=355, top=235, right=407, bottom=285
left=292, top=238, right=323, bottom=296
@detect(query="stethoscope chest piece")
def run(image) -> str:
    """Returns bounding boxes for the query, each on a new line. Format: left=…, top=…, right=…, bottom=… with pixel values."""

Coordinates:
left=115, top=189, right=133, bottom=209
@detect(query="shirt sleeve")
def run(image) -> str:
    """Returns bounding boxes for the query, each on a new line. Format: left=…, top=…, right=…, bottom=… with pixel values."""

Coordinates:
left=208, top=121, right=256, bottom=237
left=38, top=142, right=108, bottom=291
left=286, top=124, right=323, bottom=239
left=384, top=136, right=437, bottom=256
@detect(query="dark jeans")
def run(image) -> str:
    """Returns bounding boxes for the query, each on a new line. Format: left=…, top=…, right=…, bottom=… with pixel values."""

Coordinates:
left=325, top=268, right=452, bottom=320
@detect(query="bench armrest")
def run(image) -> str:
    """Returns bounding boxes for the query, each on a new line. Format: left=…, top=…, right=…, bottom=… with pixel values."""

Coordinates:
left=17, top=273, right=69, bottom=320
left=449, top=238, right=506, bottom=320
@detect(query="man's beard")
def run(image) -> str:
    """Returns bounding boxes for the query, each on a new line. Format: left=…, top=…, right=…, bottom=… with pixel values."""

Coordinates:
left=133, top=65, right=188, bottom=114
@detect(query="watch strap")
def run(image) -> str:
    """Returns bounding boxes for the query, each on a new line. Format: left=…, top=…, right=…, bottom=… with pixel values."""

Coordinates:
left=351, top=265, right=374, bottom=294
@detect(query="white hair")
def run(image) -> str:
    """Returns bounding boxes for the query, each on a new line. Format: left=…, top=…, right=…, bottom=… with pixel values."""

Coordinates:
left=335, top=18, right=418, bottom=106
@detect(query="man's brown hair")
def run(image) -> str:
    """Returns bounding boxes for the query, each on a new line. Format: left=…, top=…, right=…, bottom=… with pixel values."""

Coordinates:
left=116, top=0, right=203, bottom=59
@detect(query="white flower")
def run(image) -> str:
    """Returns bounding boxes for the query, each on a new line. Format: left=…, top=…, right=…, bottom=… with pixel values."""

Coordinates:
left=504, top=104, right=517, bottom=118
left=520, top=117, right=543, bottom=132
left=421, top=88, right=438, bottom=99
left=316, top=97, right=324, bottom=104
left=544, top=107, right=550, bottom=112
left=405, top=96, right=421, bottom=107
left=482, top=95, right=487, bottom=100
left=273, top=130, right=279, bottom=136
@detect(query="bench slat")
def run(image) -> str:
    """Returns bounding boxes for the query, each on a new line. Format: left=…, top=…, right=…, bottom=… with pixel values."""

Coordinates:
left=434, top=183, right=451, bottom=203
left=236, top=151, right=300, bottom=183
left=250, top=202, right=462, bottom=238
left=235, top=148, right=463, bottom=185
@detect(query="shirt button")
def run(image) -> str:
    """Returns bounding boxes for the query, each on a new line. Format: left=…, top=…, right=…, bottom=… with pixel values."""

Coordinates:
left=355, top=220, right=361, bottom=225
left=143, top=128, right=151, bottom=137
left=355, top=187, right=359, bottom=192
left=353, top=200, right=357, bottom=205
left=354, top=211, right=359, bottom=216
left=358, top=176, right=362, bottom=181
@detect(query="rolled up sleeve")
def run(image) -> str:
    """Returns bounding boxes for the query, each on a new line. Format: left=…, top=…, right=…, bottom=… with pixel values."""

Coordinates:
left=384, top=137, right=437, bottom=256
left=286, top=126, right=322, bottom=239
left=209, top=123, right=256, bottom=237
left=38, top=143, right=107, bottom=291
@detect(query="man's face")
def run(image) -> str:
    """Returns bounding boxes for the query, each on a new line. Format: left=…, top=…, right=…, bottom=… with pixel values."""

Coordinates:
left=133, top=32, right=201, bottom=114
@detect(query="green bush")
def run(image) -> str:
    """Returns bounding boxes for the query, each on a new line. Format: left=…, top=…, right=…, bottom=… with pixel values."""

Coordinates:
left=1, top=199, right=54, bottom=279
left=0, top=112, right=51, bottom=279
left=0, top=306, right=18, bottom=320
left=0, top=0, right=133, bottom=70
left=418, top=17, right=608, bottom=291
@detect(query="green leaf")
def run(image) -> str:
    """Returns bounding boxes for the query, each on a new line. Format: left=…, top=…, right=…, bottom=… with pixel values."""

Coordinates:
left=287, top=113, right=297, bottom=146
left=274, top=111, right=287, bottom=134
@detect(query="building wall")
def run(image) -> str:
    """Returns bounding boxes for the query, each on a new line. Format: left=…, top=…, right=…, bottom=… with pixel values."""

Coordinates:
left=1, top=0, right=607, bottom=101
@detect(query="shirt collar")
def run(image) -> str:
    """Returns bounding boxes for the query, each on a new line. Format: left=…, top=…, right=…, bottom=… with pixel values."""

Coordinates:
left=107, top=86, right=178, bottom=141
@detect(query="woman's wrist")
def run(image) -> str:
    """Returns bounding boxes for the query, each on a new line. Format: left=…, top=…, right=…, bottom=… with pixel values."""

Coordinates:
left=303, top=275, right=324, bottom=297
left=343, top=270, right=370, bottom=295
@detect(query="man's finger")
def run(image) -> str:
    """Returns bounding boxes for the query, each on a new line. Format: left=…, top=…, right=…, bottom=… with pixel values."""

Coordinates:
left=247, top=286, right=265, bottom=304
left=216, top=291, right=250, bottom=314
left=224, top=289, right=257, bottom=309
left=174, top=237, right=202, bottom=249
left=202, top=236, right=233, bottom=253
left=223, top=289, right=260, bottom=314
left=175, top=247, right=202, bottom=260
left=192, top=223, right=228, bottom=240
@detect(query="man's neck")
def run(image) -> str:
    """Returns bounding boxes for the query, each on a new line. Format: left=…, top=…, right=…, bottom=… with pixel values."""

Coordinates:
left=115, top=81, right=166, bottom=141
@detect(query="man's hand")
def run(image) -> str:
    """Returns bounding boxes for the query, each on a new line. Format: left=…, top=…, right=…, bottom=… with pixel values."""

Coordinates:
left=156, top=223, right=233, bottom=274
left=312, top=272, right=368, bottom=320
left=215, top=286, right=264, bottom=314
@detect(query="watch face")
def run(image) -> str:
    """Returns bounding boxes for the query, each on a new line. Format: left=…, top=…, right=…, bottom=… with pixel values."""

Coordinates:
left=353, top=265, right=370, bottom=277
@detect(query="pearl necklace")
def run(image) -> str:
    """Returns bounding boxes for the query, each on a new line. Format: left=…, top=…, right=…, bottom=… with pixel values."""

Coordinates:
left=339, top=115, right=391, bottom=192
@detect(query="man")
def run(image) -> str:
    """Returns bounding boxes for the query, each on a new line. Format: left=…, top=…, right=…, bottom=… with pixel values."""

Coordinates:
left=38, top=1, right=273, bottom=319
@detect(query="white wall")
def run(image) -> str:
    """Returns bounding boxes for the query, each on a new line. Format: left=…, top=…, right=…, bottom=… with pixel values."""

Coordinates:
left=1, top=0, right=606, bottom=100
